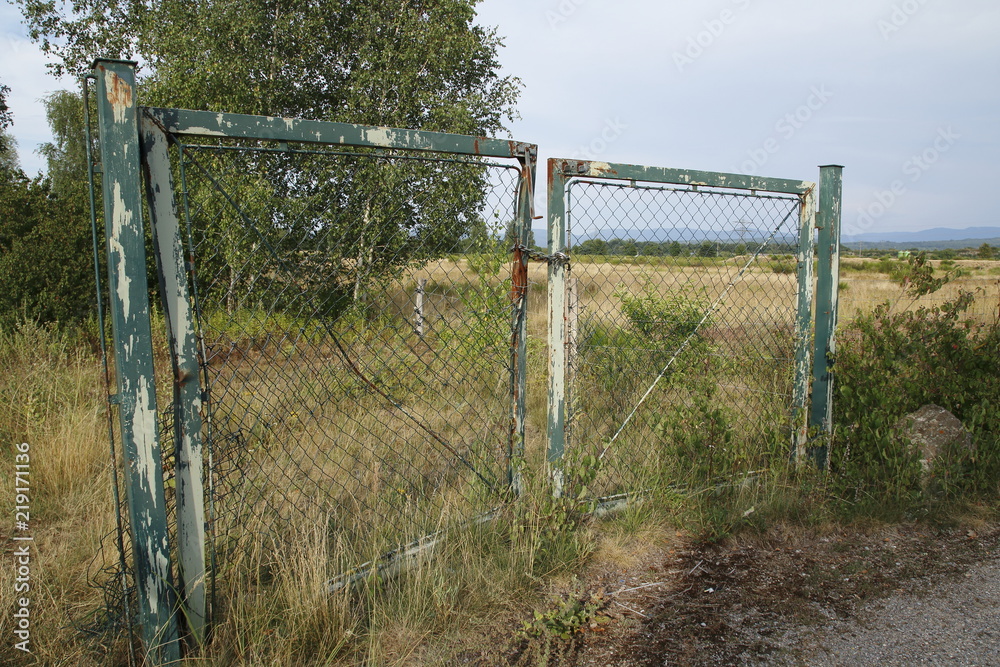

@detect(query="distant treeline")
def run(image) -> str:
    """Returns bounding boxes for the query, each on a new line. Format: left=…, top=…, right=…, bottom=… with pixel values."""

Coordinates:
left=845, top=242, right=996, bottom=261
left=566, top=238, right=800, bottom=257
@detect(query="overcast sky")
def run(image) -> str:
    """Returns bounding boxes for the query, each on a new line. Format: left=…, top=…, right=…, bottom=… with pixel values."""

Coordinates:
left=2, top=0, right=998, bottom=238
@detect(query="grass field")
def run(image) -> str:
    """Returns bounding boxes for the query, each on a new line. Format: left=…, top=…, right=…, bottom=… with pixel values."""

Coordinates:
left=1, top=252, right=997, bottom=665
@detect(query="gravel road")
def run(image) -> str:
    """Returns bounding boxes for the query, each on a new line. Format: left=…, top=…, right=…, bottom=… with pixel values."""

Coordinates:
left=770, top=558, right=1000, bottom=666
left=556, top=522, right=1000, bottom=666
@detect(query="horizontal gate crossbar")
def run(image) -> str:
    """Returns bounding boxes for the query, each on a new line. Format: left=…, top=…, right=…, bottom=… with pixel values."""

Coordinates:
left=551, top=158, right=815, bottom=195
left=143, top=107, right=537, bottom=159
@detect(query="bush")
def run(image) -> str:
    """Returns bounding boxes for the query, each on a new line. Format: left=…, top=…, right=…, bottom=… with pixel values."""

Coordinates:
left=833, top=283, right=1000, bottom=511
left=769, top=259, right=797, bottom=274
left=615, top=280, right=709, bottom=349
left=0, top=169, right=97, bottom=328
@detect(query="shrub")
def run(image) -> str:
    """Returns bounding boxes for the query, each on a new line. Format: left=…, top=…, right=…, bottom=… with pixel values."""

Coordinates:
left=833, top=280, right=1000, bottom=511
left=769, top=259, right=797, bottom=274
left=615, top=280, right=709, bottom=349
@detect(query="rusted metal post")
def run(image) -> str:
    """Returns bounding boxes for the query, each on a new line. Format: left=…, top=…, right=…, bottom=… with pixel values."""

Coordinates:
left=140, top=115, right=208, bottom=645
left=414, top=278, right=426, bottom=338
left=93, top=58, right=180, bottom=663
left=508, top=147, right=536, bottom=496
left=509, top=243, right=528, bottom=495
left=809, top=165, right=844, bottom=470
left=791, top=184, right=817, bottom=462
left=546, top=159, right=570, bottom=497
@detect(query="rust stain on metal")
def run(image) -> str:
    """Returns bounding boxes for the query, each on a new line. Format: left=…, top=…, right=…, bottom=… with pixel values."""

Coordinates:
left=106, top=71, right=134, bottom=122
left=510, top=245, right=528, bottom=303
left=547, top=158, right=562, bottom=193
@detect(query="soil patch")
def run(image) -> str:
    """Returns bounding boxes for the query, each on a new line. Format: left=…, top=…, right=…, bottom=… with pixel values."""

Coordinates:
left=468, top=520, right=1000, bottom=666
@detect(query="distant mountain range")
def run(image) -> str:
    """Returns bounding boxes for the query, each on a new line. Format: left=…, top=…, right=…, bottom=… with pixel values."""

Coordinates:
left=843, top=227, right=1000, bottom=243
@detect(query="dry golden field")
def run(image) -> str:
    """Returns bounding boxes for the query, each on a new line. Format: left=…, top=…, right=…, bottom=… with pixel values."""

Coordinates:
left=1, top=252, right=996, bottom=665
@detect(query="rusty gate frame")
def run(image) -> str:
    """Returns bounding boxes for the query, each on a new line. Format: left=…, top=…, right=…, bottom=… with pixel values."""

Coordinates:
left=544, top=158, right=843, bottom=494
left=92, top=58, right=536, bottom=663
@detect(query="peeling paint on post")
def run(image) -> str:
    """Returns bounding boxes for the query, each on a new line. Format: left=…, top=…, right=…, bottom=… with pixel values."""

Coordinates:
left=549, top=156, right=824, bottom=480
left=509, top=147, right=536, bottom=496
left=143, top=107, right=535, bottom=158
left=792, top=185, right=817, bottom=462
left=547, top=160, right=569, bottom=497
left=140, top=115, right=208, bottom=645
left=93, top=59, right=180, bottom=663
left=414, top=279, right=427, bottom=338
left=809, top=165, right=844, bottom=470
left=554, top=159, right=814, bottom=196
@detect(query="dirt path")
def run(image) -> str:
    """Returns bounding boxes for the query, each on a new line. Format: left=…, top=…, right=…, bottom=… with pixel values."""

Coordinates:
left=573, top=521, right=1000, bottom=666
left=474, top=520, right=1000, bottom=666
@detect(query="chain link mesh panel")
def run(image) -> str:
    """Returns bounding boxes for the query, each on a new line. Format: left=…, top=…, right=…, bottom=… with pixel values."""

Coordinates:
left=157, top=137, right=525, bottom=619
left=562, top=179, right=804, bottom=496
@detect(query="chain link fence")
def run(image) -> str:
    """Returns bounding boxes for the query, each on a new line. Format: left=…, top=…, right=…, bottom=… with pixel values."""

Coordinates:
left=557, top=175, right=807, bottom=497
left=88, top=67, right=534, bottom=657
left=88, top=63, right=840, bottom=660
left=168, top=138, right=526, bottom=622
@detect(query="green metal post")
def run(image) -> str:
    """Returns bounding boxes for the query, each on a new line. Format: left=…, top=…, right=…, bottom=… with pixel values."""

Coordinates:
left=92, top=59, right=180, bottom=663
left=546, top=159, right=570, bottom=497
left=792, top=185, right=817, bottom=462
left=808, top=165, right=844, bottom=469
left=509, top=147, right=536, bottom=496
left=140, top=117, right=208, bottom=645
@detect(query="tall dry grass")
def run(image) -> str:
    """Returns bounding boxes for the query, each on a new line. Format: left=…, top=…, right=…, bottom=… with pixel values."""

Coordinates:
left=0, top=321, right=125, bottom=665
left=2, top=255, right=996, bottom=665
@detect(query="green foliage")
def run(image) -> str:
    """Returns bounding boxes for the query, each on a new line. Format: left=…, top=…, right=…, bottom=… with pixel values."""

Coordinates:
left=0, top=91, right=98, bottom=328
left=0, top=80, right=12, bottom=157
left=654, top=384, right=735, bottom=485
left=833, top=280, right=1000, bottom=512
left=17, top=1, right=524, bottom=322
left=434, top=243, right=510, bottom=365
left=895, top=252, right=953, bottom=296
left=0, top=174, right=95, bottom=328
left=572, top=238, right=608, bottom=256
left=769, top=258, right=797, bottom=274
left=464, top=217, right=509, bottom=277
left=615, top=279, right=708, bottom=347
left=569, top=237, right=799, bottom=258
left=520, top=580, right=608, bottom=640
left=18, top=0, right=519, bottom=138
left=697, top=240, right=718, bottom=258
left=978, top=243, right=995, bottom=260
left=576, top=279, right=711, bottom=416
left=0, top=81, right=9, bottom=127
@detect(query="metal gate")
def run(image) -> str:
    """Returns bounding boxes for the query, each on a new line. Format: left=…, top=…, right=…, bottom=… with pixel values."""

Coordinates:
left=544, top=159, right=841, bottom=499
left=89, top=59, right=841, bottom=663
left=91, top=59, right=535, bottom=662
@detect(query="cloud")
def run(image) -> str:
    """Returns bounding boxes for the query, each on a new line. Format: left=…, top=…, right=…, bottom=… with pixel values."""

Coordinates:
left=476, top=0, right=1000, bottom=232
left=1, top=5, right=62, bottom=174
